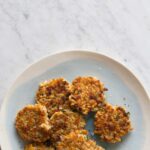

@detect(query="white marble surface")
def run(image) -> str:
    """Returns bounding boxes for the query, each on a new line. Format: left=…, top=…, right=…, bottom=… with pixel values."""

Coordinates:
left=0, top=0, right=150, bottom=106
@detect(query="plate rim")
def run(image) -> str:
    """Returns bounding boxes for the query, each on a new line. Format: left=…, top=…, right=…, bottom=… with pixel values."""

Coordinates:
left=0, top=50, right=149, bottom=149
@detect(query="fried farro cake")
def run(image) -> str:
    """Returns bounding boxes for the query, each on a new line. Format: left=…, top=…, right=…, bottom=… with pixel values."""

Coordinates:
left=36, top=78, right=70, bottom=117
left=94, top=103, right=132, bottom=143
left=15, top=104, right=50, bottom=142
left=15, top=76, right=133, bottom=149
left=57, top=130, right=104, bottom=150
left=69, top=76, right=106, bottom=115
left=48, top=109, right=86, bottom=145
left=24, top=143, right=54, bottom=150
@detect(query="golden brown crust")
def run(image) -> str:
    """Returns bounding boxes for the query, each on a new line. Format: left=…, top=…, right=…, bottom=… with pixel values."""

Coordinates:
left=57, top=130, right=104, bottom=150
left=36, top=78, right=71, bottom=117
left=69, top=76, right=106, bottom=115
left=15, top=104, right=50, bottom=142
left=48, top=109, right=86, bottom=145
left=24, top=143, right=54, bottom=150
left=94, top=103, right=132, bottom=143
left=15, top=76, right=133, bottom=147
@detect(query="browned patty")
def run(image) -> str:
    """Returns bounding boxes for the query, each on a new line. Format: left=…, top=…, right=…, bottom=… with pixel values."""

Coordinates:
left=48, top=109, right=86, bottom=145
left=15, top=104, right=50, bottom=142
left=94, top=103, right=132, bottom=143
left=57, top=130, right=104, bottom=150
left=36, top=78, right=70, bottom=117
left=24, top=143, right=54, bottom=150
left=69, top=76, right=106, bottom=115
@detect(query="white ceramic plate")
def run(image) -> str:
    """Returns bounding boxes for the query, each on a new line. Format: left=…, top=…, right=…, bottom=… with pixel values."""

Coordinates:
left=0, top=51, right=150, bottom=150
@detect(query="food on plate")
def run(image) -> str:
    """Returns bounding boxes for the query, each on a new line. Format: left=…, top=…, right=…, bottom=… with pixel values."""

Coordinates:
left=15, top=76, right=132, bottom=149
left=57, top=130, right=104, bottom=150
left=94, top=103, right=132, bottom=143
left=48, top=109, right=86, bottom=144
left=69, top=76, right=106, bottom=115
left=15, top=104, right=50, bottom=142
left=24, top=143, right=54, bottom=150
left=36, top=78, right=70, bottom=117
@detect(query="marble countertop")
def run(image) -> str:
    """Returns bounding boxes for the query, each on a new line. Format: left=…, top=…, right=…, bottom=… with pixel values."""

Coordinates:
left=0, top=0, right=150, bottom=106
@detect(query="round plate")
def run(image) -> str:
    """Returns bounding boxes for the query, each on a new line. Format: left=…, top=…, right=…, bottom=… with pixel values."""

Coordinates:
left=0, top=51, right=150, bottom=150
